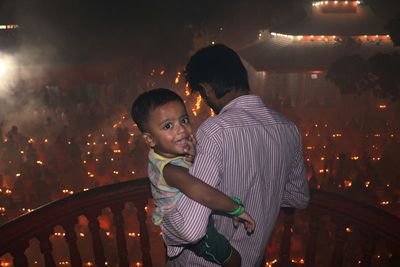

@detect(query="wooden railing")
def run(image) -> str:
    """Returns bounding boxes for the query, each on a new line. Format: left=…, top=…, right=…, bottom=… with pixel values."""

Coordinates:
left=273, top=189, right=400, bottom=267
left=1, top=179, right=400, bottom=267
left=0, top=178, right=153, bottom=267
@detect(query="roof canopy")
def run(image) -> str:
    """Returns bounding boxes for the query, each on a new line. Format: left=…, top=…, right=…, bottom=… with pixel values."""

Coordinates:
left=239, top=35, right=399, bottom=72
left=239, top=2, right=398, bottom=72
left=271, top=2, right=387, bottom=36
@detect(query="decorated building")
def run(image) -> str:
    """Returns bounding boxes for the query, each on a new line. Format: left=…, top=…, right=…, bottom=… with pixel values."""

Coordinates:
left=239, top=0, right=399, bottom=108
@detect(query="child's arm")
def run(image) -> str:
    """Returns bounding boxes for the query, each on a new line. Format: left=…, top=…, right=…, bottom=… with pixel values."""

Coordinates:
left=163, top=164, right=255, bottom=233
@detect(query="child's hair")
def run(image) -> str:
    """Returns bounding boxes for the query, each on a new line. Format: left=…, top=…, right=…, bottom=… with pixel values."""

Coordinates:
left=130, top=88, right=185, bottom=132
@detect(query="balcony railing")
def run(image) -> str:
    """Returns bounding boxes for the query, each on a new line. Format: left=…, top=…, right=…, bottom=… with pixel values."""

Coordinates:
left=0, top=178, right=399, bottom=267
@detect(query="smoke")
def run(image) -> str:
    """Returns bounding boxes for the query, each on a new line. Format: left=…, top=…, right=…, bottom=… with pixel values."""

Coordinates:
left=0, top=53, right=18, bottom=98
left=0, top=46, right=53, bottom=134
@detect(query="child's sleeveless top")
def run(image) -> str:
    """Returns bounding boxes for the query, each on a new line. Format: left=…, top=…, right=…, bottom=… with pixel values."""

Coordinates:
left=148, top=148, right=191, bottom=225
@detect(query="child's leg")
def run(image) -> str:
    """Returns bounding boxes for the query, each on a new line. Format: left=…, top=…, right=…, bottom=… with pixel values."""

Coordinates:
left=222, top=246, right=241, bottom=267
left=186, top=217, right=241, bottom=266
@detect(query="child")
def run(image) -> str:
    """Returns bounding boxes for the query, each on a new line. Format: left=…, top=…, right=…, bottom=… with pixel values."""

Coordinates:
left=130, top=88, right=255, bottom=266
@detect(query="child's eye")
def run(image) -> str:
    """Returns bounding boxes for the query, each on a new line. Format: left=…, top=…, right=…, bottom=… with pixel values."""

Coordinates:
left=181, top=117, right=189, bottom=124
left=163, top=122, right=173, bottom=130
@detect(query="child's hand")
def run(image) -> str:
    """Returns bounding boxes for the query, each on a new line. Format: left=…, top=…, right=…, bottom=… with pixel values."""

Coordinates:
left=184, top=134, right=197, bottom=163
left=232, top=211, right=256, bottom=235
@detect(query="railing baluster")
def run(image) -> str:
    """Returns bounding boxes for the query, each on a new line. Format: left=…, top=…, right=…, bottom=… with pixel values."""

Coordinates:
left=388, top=245, right=400, bottom=267
left=12, top=241, right=30, bottom=267
left=330, top=221, right=347, bottom=267
left=305, top=211, right=321, bottom=267
left=135, top=200, right=152, bottom=267
left=86, top=210, right=107, bottom=267
left=359, top=230, right=376, bottom=267
left=279, top=207, right=295, bottom=267
left=62, top=218, right=83, bottom=267
left=111, top=203, right=130, bottom=267
left=37, top=229, right=56, bottom=267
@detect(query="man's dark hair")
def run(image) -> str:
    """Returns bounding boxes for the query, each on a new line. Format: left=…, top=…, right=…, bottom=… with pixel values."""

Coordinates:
left=184, top=44, right=250, bottom=99
left=130, top=88, right=184, bottom=132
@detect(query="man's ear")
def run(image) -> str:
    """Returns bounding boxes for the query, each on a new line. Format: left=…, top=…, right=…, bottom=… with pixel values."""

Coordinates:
left=142, top=132, right=156, bottom=147
left=199, top=82, right=212, bottom=97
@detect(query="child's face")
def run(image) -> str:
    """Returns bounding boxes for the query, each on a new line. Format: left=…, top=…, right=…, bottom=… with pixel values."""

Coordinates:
left=144, top=100, right=193, bottom=158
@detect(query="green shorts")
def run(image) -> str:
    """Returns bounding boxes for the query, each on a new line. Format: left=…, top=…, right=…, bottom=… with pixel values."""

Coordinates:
left=186, top=217, right=232, bottom=265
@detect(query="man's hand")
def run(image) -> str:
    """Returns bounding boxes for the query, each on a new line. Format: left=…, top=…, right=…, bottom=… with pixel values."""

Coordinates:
left=233, top=211, right=256, bottom=235
left=184, top=134, right=197, bottom=163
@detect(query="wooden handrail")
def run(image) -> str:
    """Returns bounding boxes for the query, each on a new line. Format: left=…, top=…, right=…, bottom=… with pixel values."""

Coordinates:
left=309, top=189, right=400, bottom=246
left=1, top=180, right=400, bottom=267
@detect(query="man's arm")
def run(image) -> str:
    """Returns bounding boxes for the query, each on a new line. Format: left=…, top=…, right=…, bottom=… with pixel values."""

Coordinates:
left=281, top=128, right=310, bottom=209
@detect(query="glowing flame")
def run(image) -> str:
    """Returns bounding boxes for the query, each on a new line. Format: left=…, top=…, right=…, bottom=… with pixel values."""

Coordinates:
left=175, top=72, right=181, bottom=84
left=195, top=95, right=202, bottom=110
left=191, top=94, right=202, bottom=116
left=210, top=108, right=215, bottom=117
left=344, top=180, right=352, bottom=187
left=185, top=82, right=190, bottom=96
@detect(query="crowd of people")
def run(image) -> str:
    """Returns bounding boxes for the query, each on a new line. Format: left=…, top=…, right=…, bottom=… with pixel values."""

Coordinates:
left=0, top=65, right=164, bottom=224
left=0, top=60, right=398, bottom=226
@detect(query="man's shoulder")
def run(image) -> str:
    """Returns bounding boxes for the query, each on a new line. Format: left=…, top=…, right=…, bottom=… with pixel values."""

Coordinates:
left=197, top=116, right=222, bottom=137
left=199, top=105, right=296, bottom=132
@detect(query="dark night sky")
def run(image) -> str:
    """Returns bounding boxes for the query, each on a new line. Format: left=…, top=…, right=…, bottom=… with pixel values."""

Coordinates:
left=0, top=0, right=397, bottom=66
left=0, top=0, right=312, bottom=66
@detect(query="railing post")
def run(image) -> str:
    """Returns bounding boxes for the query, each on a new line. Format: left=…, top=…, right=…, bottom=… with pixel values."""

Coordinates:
left=62, top=218, right=83, bottom=267
left=279, top=207, right=295, bottom=267
left=357, top=227, right=376, bottom=267
left=37, top=229, right=57, bottom=267
left=387, top=244, right=400, bottom=267
left=12, top=240, right=30, bottom=267
left=305, top=211, right=321, bottom=267
left=111, top=203, right=130, bottom=267
left=86, top=210, right=107, bottom=267
left=330, top=221, right=347, bottom=267
left=135, top=200, right=153, bottom=267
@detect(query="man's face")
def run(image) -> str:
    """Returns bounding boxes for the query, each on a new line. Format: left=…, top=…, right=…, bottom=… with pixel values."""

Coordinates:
left=145, top=100, right=193, bottom=158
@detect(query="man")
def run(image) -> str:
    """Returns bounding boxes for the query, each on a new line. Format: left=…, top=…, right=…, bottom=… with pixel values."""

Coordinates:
left=161, top=44, right=310, bottom=266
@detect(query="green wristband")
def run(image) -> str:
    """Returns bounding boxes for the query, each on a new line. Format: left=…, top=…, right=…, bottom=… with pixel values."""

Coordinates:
left=227, top=205, right=244, bottom=216
left=231, top=196, right=242, bottom=206
left=227, top=196, right=245, bottom=216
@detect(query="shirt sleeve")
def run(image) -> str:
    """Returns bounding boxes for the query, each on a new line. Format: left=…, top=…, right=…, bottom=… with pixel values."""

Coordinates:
left=281, top=127, right=310, bottom=209
left=161, top=127, right=223, bottom=245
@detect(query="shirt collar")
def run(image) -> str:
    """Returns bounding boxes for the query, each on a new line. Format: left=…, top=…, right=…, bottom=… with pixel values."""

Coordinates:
left=219, top=94, right=263, bottom=114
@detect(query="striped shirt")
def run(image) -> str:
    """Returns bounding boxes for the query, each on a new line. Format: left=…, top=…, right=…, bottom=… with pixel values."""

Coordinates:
left=161, top=94, right=310, bottom=266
